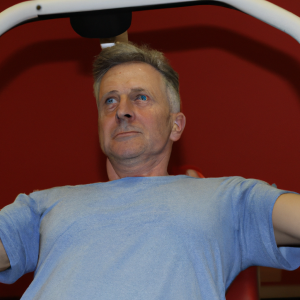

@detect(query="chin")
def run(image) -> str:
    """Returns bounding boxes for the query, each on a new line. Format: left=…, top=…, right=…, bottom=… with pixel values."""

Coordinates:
left=108, top=145, right=146, bottom=161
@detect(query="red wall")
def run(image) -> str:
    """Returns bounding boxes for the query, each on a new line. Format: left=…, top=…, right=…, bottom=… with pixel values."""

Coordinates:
left=1, top=0, right=300, bottom=297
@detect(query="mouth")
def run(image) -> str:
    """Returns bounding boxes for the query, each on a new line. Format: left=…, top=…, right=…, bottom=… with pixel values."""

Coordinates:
left=114, top=131, right=140, bottom=138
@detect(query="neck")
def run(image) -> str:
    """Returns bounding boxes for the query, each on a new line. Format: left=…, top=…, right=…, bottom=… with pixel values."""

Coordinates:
left=106, top=152, right=171, bottom=181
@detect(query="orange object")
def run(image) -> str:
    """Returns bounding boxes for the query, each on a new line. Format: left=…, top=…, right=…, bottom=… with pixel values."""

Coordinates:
left=172, top=164, right=205, bottom=178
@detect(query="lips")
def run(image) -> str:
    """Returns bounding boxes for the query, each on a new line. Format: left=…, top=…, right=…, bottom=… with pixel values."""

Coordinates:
left=114, top=131, right=140, bottom=138
left=111, top=126, right=142, bottom=139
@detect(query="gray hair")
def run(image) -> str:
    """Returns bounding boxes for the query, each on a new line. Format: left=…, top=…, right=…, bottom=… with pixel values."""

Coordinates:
left=93, top=42, right=181, bottom=113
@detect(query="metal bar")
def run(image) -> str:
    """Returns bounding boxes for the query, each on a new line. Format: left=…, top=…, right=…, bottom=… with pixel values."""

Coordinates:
left=1, top=0, right=300, bottom=44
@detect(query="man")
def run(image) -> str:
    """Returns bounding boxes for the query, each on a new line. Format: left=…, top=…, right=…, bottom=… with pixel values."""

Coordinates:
left=0, top=42, right=300, bottom=300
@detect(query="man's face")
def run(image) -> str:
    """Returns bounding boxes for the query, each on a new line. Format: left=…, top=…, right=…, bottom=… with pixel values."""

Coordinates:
left=97, top=62, right=174, bottom=164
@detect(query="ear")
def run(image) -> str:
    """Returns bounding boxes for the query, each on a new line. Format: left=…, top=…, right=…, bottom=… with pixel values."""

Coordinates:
left=170, top=112, right=186, bottom=142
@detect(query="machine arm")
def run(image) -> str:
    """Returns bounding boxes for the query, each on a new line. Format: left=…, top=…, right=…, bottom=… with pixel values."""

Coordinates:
left=0, top=0, right=300, bottom=44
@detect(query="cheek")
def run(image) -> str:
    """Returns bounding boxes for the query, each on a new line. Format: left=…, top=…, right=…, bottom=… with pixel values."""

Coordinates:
left=98, top=116, right=111, bottom=142
left=97, top=121, right=105, bottom=150
left=143, top=110, right=171, bottom=138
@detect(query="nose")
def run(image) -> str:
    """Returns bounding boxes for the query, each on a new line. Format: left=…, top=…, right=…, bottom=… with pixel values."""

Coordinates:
left=116, top=96, right=134, bottom=123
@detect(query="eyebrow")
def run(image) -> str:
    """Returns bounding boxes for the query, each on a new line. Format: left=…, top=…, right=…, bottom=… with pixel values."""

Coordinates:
left=130, top=88, right=147, bottom=93
left=101, top=90, right=118, bottom=101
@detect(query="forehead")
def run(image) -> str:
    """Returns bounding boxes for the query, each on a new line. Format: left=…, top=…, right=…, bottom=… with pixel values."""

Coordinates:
left=99, top=62, right=166, bottom=94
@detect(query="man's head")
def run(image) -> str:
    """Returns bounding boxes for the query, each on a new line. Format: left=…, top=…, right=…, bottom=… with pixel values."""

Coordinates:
left=93, top=43, right=186, bottom=178
left=93, top=42, right=181, bottom=113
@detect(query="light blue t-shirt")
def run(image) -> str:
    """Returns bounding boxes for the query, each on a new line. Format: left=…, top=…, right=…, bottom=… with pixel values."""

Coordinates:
left=0, top=175, right=299, bottom=300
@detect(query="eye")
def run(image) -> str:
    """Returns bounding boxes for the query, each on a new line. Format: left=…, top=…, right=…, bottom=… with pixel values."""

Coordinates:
left=136, top=94, right=148, bottom=101
left=105, top=97, right=117, bottom=104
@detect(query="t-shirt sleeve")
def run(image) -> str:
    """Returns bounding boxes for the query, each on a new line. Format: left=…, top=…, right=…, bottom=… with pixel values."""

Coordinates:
left=0, top=193, right=41, bottom=284
left=231, top=177, right=300, bottom=271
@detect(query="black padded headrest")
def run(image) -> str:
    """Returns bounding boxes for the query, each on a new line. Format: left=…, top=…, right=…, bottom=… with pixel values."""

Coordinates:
left=70, top=10, right=132, bottom=39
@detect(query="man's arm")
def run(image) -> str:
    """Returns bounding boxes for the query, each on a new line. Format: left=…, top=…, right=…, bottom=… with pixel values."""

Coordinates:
left=0, top=239, right=10, bottom=272
left=185, top=168, right=300, bottom=247
left=273, top=193, right=300, bottom=246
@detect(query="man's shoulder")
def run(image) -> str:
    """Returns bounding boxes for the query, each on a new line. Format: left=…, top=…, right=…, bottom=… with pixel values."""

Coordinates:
left=30, top=182, right=102, bottom=196
left=27, top=182, right=104, bottom=211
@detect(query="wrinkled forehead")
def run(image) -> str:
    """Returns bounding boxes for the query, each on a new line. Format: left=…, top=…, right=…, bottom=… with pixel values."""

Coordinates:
left=99, top=62, right=168, bottom=96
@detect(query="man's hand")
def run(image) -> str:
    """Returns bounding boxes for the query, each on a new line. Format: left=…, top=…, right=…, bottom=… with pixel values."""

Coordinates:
left=273, top=193, right=300, bottom=246
left=0, top=239, right=10, bottom=272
